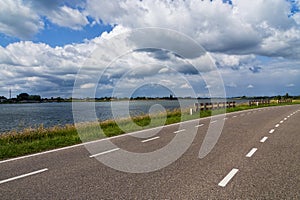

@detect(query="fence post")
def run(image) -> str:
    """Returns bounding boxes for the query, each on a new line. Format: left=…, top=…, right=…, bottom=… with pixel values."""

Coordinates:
left=194, top=103, right=199, bottom=112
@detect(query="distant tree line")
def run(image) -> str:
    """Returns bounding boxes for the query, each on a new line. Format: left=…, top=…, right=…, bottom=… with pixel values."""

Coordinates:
left=0, top=92, right=71, bottom=104
left=1, top=92, right=300, bottom=104
left=17, top=93, right=41, bottom=101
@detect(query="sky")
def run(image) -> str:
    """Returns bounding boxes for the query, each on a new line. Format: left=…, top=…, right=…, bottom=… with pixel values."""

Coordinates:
left=1, top=0, right=300, bottom=98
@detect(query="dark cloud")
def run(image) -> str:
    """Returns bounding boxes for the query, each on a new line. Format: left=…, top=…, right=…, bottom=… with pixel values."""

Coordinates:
left=249, top=66, right=262, bottom=73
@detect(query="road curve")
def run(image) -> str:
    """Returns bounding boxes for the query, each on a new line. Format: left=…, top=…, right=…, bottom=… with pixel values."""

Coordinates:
left=0, top=105, right=299, bottom=199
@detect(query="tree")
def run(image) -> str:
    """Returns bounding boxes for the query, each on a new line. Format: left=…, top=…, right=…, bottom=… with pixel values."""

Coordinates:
left=28, top=95, right=41, bottom=101
left=274, top=95, right=281, bottom=100
left=284, top=93, right=289, bottom=99
left=17, top=93, right=29, bottom=101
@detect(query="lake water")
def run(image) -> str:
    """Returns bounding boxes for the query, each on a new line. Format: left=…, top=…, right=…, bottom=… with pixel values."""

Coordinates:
left=0, top=99, right=248, bottom=133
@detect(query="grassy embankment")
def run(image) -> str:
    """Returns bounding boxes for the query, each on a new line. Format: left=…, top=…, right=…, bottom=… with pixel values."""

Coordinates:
left=1, top=100, right=300, bottom=160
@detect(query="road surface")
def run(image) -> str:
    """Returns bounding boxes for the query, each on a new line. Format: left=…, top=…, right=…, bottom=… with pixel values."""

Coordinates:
left=1, top=105, right=299, bottom=199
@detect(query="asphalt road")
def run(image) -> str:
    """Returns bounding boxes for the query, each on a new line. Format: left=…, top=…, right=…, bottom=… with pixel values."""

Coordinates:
left=0, top=105, right=299, bottom=199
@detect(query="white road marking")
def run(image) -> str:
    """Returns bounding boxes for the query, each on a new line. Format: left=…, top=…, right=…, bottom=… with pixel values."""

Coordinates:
left=233, top=115, right=237, bottom=118
left=210, top=120, right=217, bottom=124
left=284, top=118, right=287, bottom=121
left=174, top=129, right=186, bottom=134
left=275, top=124, right=280, bottom=128
left=280, top=120, right=284, bottom=124
left=195, top=124, right=204, bottom=128
left=89, top=148, right=120, bottom=158
left=218, top=168, right=239, bottom=187
left=141, top=136, right=160, bottom=143
left=223, top=118, right=228, bottom=120
left=260, top=137, right=268, bottom=143
left=0, top=168, right=48, bottom=184
left=246, top=148, right=258, bottom=157
left=269, top=129, right=275, bottom=134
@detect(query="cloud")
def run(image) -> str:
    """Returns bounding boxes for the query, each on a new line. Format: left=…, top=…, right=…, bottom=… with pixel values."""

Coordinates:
left=180, top=83, right=192, bottom=89
left=80, top=83, right=95, bottom=89
left=0, top=0, right=88, bottom=39
left=0, top=37, right=98, bottom=97
left=85, top=0, right=300, bottom=59
left=213, top=53, right=256, bottom=68
left=286, top=83, right=295, bottom=87
left=249, top=66, right=262, bottom=73
left=0, top=0, right=44, bottom=39
left=1, top=0, right=300, bottom=98
left=46, top=6, right=89, bottom=30
left=226, top=82, right=237, bottom=88
left=2, top=0, right=300, bottom=59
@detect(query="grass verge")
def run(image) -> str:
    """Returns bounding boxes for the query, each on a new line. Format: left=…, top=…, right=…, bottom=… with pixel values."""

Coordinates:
left=1, top=101, right=299, bottom=160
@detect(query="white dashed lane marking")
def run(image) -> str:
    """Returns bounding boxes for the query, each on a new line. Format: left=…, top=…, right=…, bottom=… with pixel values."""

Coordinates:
left=89, top=148, right=120, bottom=158
left=246, top=148, right=258, bottom=158
left=195, top=124, right=204, bottom=128
left=0, top=168, right=48, bottom=184
left=174, top=129, right=186, bottom=134
left=218, top=168, right=239, bottom=187
left=141, top=136, right=160, bottom=143
left=269, top=129, right=275, bottom=134
left=275, top=124, right=280, bottom=128
left=260, top=137, right=268, bottom=143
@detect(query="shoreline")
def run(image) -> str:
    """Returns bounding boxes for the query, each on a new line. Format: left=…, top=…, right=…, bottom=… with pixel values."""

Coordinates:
left=1, top=101, right=299, bottom=160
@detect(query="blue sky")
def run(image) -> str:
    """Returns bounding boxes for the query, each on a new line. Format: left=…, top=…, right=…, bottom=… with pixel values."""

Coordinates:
left=0, top=0, right=300, bottom=98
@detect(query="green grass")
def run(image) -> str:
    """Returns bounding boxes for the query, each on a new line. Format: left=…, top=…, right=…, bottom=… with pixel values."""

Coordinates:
left=1, top=101, right=299, bottom=160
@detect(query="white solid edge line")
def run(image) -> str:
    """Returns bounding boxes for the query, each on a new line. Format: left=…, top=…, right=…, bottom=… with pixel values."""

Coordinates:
left=174, top=129, right=186, bottom=134
left=260, top=137, right=268, bottom=143
left=275, top=124, right=280, bottom=128
left=0, top=168, right=48, bottom=184
left=89, top=148, right=120, bottom=158
left=195, top=124, right=204, bottom=128
left=218, top=168, right=239, bottom=187
left=246, top=148, right=258, bottom=158
left=141, top=136, right=160, bottom=143
left=269, top=129, right=275, bottom=134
